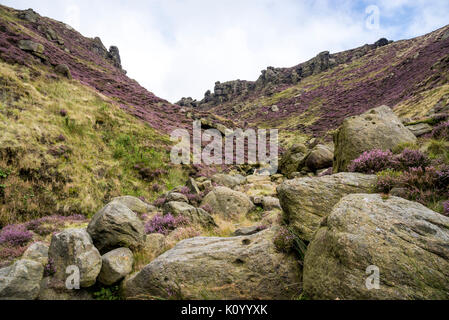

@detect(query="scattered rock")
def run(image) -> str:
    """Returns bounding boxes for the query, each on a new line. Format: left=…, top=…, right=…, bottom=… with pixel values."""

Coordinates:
left=0, top=259, right=43, bottom=300
left=212, top=173, right=246, bottom=188
left=305, top=144, right=333, bottom=172
left=201, top=187, right=255, bottom=219
left=123, top=228, right=301, bottom=300
left=23, top=242, right=49, bottom=267
left=54, top=64, right=72, bottom=79
left=87, top=202, right=146, bottom=253
left=163, top=201, right=216, bottom=227
left=406, top=123, right=433, bottom=137
left=333, top=106, right=417, bottom=172
left=277, top=173, right=377, bottom=241
left=143, top=234, right=166, bottom=258
left=279, top=144, right=308, bottom=178
left=271, top=105, right=279, bottom=112
left=186, top=177, right=201, bottom=195
left=233, top=225, right=264, bottom=236
left=98, top=248, right=134, bottom=286
left=304, top=194, right=449, bottom=300
left=38, top=277, right=93, bottom=300
left=261, top=196, right=281, bottom=211
left=18, top=39, right=44, bottom=54
left=48, top=228, right=102, bottom=288
left=165, top=192, right=189, bottom=203
left=110, top=196, right=156, bottom=214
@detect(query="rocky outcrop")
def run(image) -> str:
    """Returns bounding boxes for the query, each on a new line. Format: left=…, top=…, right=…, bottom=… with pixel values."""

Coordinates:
left=98, top=248, right=134, bottom=286
left=0, top=259, right=43, bottom=300
left=277, top=173, right=377, bottom=241
left=163, top=201, right=217, bottom=227
left=122, top=228, right=301, bottom=300
left=54, top=64, right=72, bottom=79
left=201, top=186, right=255, bottom=219
left=48, top=228, right=102, bottom=288
left=333, top=106, right=417, bottom=172
left=304, top=194, right=449, bottom=300
left=87, top=202, right=146, bottom=253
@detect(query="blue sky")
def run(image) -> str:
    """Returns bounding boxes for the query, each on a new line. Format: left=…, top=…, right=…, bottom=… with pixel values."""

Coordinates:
left=2, top=0, right=449, bottom=102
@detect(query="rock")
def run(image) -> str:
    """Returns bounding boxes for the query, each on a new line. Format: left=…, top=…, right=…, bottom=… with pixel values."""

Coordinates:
left=48, top=228, right=102, bottom=288
left=245, top=174, right=271, bottom=184
left=279, top=144, right=308, bottom=178
left=143, top=234, right=166, bottom=257
left=261, top=196, right=281, bottom=211
left=333, top=106, right=417, bottom=172
left=277, top=173, right=377, bottom=241
left=17, top=9, right=39, bottom=23
left=165, top=192, right=189, bottom=203
left=38, top=277, right=93, bottom=300
left=0, top=259, right=43, bottom=300
left=271, top=105, right=279, bottom=112
left=163, top=201, right=216, bottom=227
left=201, top=187, right=255, bottom=219
left=54, top=64, right=72, bottom=79
left=186, top=177, right=201, bottom=195
left=98, top=248, right=134, bottom=286
left=212, top=173, right=246, bottom=188
left=123, top=228, right=301, bottom=300
left=23, top=242, right=49, bottom=267
left=304, top=194, right=449, bottom=300
left=305, top=144, right=333, bottom=172
left=406, top=123, right=433, bottom=137
left=108, top=46, right=122, bottom=69
left=233, top=225, right=264, bottom=236
left=87, top=202, right=146, bottom=253
left=390, top=187, right=408, bottom=198
left=198, top=180, right=212, bottom=191
left=18, top=40, right=44, bottom=54
left=110, top=196, right=156, bottom=214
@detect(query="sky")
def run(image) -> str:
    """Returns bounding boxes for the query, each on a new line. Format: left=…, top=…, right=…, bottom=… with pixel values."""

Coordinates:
left=3, top=0, right=449, bottom=102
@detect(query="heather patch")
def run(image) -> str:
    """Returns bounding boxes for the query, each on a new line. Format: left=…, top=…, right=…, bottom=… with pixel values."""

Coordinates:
left=348, top=150, right=397, bottom=174
left=144, top=214, right=189, bottom=236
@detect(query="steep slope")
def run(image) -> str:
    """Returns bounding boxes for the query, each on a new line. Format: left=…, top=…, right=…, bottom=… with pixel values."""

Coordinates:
left=181, top=25, right=449, bottom=146
left=0, top=6, right=191, bottom=226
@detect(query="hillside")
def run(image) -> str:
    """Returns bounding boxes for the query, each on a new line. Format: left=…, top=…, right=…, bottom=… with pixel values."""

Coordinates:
left=179, top=25, right=449, bottom=146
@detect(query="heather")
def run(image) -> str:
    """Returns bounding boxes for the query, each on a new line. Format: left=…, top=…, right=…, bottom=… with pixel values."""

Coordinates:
left=348, top=150, right=397, bottom=174
left=431, top=121, right=449, bottom=140
left=144, top=214, right=189, bottom=236
left=0, top=224, right=32, bottom=246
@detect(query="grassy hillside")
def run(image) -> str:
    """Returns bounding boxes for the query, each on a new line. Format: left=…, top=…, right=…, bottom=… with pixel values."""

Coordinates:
left=0, top=60, right=187, bottom=227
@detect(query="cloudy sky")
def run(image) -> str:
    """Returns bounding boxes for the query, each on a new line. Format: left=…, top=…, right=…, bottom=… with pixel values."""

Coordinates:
left=3, top=0, right=449, bottom=102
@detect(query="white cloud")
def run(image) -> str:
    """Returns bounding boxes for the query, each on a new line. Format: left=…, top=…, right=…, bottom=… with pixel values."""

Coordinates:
left=2, top=0, right=449, bottom=102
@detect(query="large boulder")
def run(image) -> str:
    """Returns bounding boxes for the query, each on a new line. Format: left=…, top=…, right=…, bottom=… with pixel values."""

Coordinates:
left=98, top=248, right=134, bottom=286
left=123, top=228, right=301, bottom=300
left=212, top=173, right=246, bottom=188
left=278, top=144, right=308, bottom=178
left=304, top=194, right=449, bottom=300
left=38, top=277, right=93, bottom=300
left=201, top=187, right=255, bottom=219
left=23, top=242, right=49, bottom=267
left=110, top=196, right=156, bottom=214
left=162, top=201, right=216, bottom=227
left=48, top=228, right=102, bottom=288
left=277, top=173, right=377, bottom=241
left=0, top=259, right=43, bottom=300
left=305, top=144, right=333, bottom=172
left=87, top=202, right=146, bottom=253
left=18, top=40, right=44, bottom=54
left=333, top=106, right=417, bottom=172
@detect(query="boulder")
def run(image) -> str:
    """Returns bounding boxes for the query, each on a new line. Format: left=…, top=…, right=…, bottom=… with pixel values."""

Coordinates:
left=233, top=225, right=264, bottom=236
left=110, top=196, right=156, bottom=214
left=279, top=144, right=308, bottom=178
left=406, top=123, right=433, bottom=137
left=0, top=259, right=43, bottom=300
left=48, top=228, right=102, bottom=288
left=305, top=144, right=333, bottom=171
left=123, top=228, right=301, bottom=300
left=98, top=248, right=134, bottom=286
left=201, top=187, right=255, bottom=219
left=261, top=196, right=281, bottom=211
left=165, top=192, right=189, bottom=203
left=163, top=201, right=216, bottom=227
left=38, top=277, right=93, bottom=300
left=54, top=64, right=72, bottom=79
left=18, top=40, right=44, bottom=54
left=333, top=106, right=417, bottom=172
left=23, top=242, right=49, bottom=267
left=304, top=194, right=449, bottom=300
left=277, top=173, right=377, bottom=241
left=87, top=202, right=146, bottom=253
left=17, top=9, right=39, bottom=23
left=186, top=177, right=201, bottom=195
left=143, top=234, right=167, bottom=257
left=212, top=173, right=246, bottom=188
